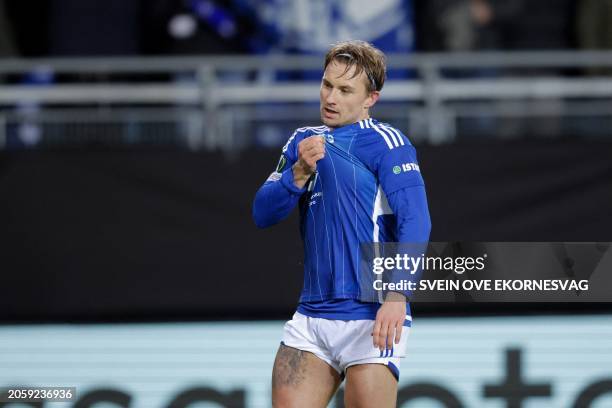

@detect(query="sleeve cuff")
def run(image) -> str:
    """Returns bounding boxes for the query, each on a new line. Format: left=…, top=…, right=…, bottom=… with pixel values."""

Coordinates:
left=280, top=166, right=308, bottom=195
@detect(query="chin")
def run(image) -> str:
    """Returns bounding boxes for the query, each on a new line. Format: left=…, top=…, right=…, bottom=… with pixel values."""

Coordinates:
left=321, top=116, right=336, bottom=127
left=321, top=117, right=345, bottom=129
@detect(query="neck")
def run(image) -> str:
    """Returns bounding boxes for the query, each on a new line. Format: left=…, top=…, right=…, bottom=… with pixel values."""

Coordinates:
left=326, top=114, right=372, bottom=130
left=359, top=112, right=371, bottom=122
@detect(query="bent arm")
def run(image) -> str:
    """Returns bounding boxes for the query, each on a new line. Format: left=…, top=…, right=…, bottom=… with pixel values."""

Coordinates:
left=252, top=167, right=307, bottom=228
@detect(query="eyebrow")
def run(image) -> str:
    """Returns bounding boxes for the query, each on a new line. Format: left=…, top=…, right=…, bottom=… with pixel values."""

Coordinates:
left=322, top=77, right=355, bottom=90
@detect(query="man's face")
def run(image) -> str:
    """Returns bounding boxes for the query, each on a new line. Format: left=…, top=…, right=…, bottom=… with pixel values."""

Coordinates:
left=320, top=60, right=379, bottom=129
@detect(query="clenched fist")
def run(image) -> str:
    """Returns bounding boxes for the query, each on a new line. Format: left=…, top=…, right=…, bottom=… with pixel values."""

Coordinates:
left=293, top=136, right=325, bottom=189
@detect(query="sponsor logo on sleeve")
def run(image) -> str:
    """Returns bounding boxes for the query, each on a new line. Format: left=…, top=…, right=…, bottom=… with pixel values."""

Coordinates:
left=276, top=155, right=287, bottom=172
left=266, top=172, right=282, bottom=182
left=393, top=163, right=420, bottom=174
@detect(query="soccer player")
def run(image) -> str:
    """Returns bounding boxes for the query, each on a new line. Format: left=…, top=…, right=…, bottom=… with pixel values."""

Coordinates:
left=253, top=40, right=431, bottom=407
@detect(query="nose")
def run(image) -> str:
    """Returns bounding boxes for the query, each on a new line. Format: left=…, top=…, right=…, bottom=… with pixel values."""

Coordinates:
left=325, top=88, right=337, bottom=105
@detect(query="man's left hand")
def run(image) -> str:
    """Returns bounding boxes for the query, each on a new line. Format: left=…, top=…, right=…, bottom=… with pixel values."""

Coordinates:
left=372, top=292, right=406, bottom=352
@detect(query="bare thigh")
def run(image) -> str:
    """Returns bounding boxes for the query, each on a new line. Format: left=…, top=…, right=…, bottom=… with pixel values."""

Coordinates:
left=344, top=363, right=397, bottom=408
left=272, top=344, right=341, bottom=408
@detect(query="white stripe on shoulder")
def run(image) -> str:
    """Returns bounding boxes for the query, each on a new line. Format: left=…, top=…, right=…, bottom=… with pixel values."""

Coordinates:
left=296, top=125, right=328, bottom=133
left=369, top=119, right=394, bottom=150
left=310, top=127, right=328, bottom=134
left=282, top=131, right=298, bottom=153
left=285, top=126, right=328, bottom=152
left=359, top=120, right=365, bottom=129
left=378, top=124, right=399, bottom=147
left=380, top=124, right=405, bottom=146
left=364, top=119, right=371, bottom=129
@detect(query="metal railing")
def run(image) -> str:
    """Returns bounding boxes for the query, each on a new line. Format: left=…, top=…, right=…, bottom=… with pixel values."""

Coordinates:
left=2, top=51, right=612, bottom=149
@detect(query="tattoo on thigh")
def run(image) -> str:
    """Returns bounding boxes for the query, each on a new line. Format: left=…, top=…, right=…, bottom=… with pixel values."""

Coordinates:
left=273, top=345, right=308, bottom=387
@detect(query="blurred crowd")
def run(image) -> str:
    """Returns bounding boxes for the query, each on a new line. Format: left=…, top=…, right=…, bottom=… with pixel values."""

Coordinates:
left=1, top=0, right=612, bottom=59
left=2, top=0, right=612, bottom=148
left=418, top=0, right=612, bottom=53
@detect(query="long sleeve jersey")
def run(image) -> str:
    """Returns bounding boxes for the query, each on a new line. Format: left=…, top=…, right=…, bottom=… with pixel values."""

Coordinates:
left=253, top=118, right=431, bottom=322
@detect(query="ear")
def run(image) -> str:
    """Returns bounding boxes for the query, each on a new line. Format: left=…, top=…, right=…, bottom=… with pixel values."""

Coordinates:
left=364, top=91, right=380, bottom=109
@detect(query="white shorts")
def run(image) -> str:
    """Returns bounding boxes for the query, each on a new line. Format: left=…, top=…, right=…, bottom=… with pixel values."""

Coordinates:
left=281, top=312, right=410, bottom=380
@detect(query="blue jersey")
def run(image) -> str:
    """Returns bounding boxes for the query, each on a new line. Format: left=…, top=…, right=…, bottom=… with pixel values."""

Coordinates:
left=253, top=118, right=430, bottom=322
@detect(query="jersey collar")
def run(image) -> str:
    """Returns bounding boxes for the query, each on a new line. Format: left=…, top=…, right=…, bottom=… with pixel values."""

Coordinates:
left=328, top=118, right=379, bottom=135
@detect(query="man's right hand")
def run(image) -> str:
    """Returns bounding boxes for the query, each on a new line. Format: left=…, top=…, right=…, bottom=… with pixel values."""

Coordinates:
left=293, top=136, right=325, bottom=189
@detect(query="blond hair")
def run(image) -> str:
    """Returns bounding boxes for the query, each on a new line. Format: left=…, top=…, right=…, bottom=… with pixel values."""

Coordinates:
left=324, top=40, right=387, bottom=93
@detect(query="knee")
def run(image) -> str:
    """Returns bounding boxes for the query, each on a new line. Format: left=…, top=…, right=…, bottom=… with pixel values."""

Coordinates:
left=344, top=394, right=385, bottom=408
left=344, top=394, right=370, bottom=408
left=272, top=388, right=295, bottom=408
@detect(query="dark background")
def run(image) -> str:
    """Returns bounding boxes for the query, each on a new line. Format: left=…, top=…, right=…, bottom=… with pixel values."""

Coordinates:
left=1, top=0, right=612, bottom=323
left=0, top=0, right=585, bottom=57
left=1, top=142, right=611, bottom=322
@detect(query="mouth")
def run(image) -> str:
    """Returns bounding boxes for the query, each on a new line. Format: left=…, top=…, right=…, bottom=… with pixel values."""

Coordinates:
left=323, top=107, right=339, bottom=118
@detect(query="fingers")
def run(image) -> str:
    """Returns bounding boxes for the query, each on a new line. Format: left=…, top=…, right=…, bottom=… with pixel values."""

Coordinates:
left=297, top=136, right=326, bottom=170
left=310, top=135, right=326, bottom=146
left=372, top=319, right=382, bottom=349
left=301, top=152, right=324, bottom=169
left=374, top=318, right=404, bottom=352
left=299, top=136, right=325, bottom=152
left=373, top=320, right=391, bottom=352
left=301, top=144, right=325, bottom=158
left=299, top=135, right=325, bottom=147
left=299, top=138, right=325, bottom=156
left=387, top=323, right=396, bottom=350
left=394, top=321, right=403, bottom=345
left=373, top=302, right=406, bottom=352
left=380, top=323, right=398, bottom=351
left=310, top=152, right=325, bottom=164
